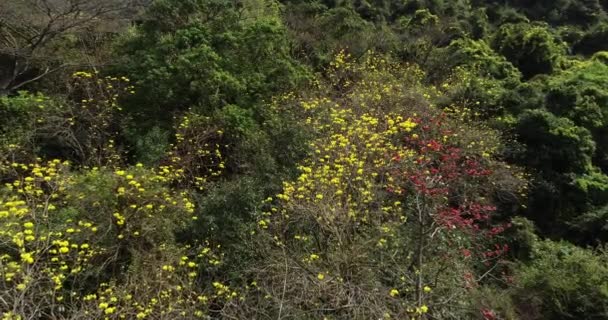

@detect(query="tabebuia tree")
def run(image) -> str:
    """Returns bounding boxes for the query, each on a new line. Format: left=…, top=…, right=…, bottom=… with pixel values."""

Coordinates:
left=0, top=67, right=242, bottom=318
left=219, top=53, right=525, bottom=319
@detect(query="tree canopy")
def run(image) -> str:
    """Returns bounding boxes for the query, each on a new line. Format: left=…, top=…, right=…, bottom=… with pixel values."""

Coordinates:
left=2, top=0, right=608, bottom=319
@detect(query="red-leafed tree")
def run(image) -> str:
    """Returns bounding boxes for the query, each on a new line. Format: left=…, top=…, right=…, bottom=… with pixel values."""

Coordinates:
left=386, top=111, right=516, bottom=310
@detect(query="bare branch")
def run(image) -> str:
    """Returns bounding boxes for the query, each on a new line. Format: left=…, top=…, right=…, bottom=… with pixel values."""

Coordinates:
left=0, top=0, right=140, bottom=93
left=9, top=64, right=66, bottom=91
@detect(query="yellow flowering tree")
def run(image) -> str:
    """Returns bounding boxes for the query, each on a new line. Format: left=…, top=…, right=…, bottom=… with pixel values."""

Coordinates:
left=0, top=75, right=234, bottom=318
left=224, top=52, right=524, bottom=319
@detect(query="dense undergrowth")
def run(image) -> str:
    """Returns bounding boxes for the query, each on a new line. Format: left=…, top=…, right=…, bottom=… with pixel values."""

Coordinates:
left=1, top=0, right=608, bottom=319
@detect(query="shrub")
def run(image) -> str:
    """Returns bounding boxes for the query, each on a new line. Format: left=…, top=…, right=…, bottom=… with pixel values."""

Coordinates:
left=493, top=23, right=567, bottom=79
left=514, top=240, right=608, bottom=319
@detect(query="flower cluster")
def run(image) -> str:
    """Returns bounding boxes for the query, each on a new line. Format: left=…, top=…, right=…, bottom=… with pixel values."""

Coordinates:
left=240, top=53, right=524, bottom=318
left=0, top=159, right=224, bottom=318
left=163, top=112, right=225, bottom=191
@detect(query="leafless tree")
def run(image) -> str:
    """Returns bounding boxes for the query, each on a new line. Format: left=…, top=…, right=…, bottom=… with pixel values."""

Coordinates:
left=0, top=0, right=142, bottom=95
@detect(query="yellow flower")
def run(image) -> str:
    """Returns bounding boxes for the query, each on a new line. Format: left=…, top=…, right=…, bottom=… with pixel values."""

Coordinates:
left=419, top=305, right=428, bottom=313
left=23, top=222, right=34, bottom=229
left=20, top=252, right=34, bottom=264
left=317, top=273, right=325, bottom=280
left=389, top=289, right=399, bottom=297
left=59, top=247, right=69, bottom=254
left=423, top=286, right=432, bottom=293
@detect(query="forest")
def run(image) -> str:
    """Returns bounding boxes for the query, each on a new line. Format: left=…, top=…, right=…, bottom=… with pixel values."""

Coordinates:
left=1, top=0, right=608, bottom=319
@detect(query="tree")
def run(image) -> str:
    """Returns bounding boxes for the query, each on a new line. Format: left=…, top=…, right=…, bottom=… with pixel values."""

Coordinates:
left=0, top=0, right=137, bottom=95
left=222, top=53, right=523, bottom=319
left=516, top=109, right=594, bottom=175
left=0, top=71, right=134, bottom=167
left=116, top=0, right=308, bottom=126
left=514, top=240, right=608, bottom=319
left=546, top=57, right=608, bottom=171
left=574, top=23, right=608, bottom=55
left=439, top=38, right=522, bottom=117
left=493, top=23, right=567, bottom=79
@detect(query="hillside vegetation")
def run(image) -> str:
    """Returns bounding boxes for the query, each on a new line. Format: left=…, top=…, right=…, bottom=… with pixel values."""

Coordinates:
left=1, top=0, right=608, bottom=319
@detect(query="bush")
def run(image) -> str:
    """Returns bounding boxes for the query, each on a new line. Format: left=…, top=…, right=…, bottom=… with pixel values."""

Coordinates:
left=515, top=109, right=595, bottom=174
left=0, top=72, right=134, bottom=168
left=0, top=160, right=230, bottom=318
left=493, top=23, right=567, bottom=79
left=514, top=240, right=608, bottom=319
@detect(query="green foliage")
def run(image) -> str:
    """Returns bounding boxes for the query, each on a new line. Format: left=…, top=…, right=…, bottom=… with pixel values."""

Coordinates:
left=128, top=126, right=171, bottom=166
left=116, top=0, right=309, bottom=124
left=567, top=171, right=608, bottom=243
left=506, top=217, right=540, bottom=261
left=468, top=7, right=490, bottom=39
left=5, top=0, right=608, bottom=318
left=449, top=38, right=520, bottom=81
left=515, top=109, right=595, bottom=174
left=493, top=23, right=567, bottom=78
left=0, top=92, right=44, bottom=152
left=575, top=23, right=608, bottom=54
left=478, top=0, right=604, bottom=26
left=514, top=240, right=608, bottom=319
left=432, top=38, right=522, bottom=118
left=547, top=58, right=608, bottom=170
left=467, top=287, right=519, bottom=320
left=499, top=81, right=546, bottom=116
left=284, top=3, right=391, bottom=67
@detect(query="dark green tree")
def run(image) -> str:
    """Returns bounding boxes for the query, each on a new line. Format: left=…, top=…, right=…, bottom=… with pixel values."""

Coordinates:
left=493, top=23, right=567, bottom=78
left=116, top=0, right=308, bottom=124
